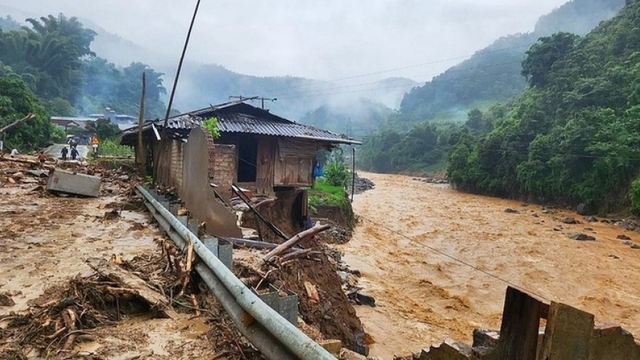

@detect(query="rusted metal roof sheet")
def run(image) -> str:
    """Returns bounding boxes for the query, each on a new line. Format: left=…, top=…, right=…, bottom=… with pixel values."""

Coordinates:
left=122, top=101, right=360, bottom=145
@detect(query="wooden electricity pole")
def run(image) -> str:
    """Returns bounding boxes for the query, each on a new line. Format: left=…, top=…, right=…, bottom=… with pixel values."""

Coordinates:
left=137, top=72, right=146, bottom=169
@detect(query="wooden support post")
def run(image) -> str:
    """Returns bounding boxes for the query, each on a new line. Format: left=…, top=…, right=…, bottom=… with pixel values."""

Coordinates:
left=494, top=286, right=544, bottom=360
left=539, top=302, right=594, bottom=360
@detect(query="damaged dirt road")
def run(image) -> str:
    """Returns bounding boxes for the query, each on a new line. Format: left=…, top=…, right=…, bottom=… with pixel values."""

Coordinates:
left=0, top=161, right=232, bottom=359
left=341, top=172, right=640, bottom=359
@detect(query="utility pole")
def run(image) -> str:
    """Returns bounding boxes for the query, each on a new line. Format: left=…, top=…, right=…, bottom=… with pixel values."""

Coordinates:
left=137, top=72, right=146, bottom=170
left=257, top=97, right=277, bottom=109
left=163, top=0, right=202, bottom=133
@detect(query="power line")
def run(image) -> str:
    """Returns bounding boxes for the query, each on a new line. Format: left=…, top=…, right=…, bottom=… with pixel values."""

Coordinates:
left=357, top=215, right=551, bottom=301
left=274, top=60, right=524, bottom=100
left=260, top=43, right=533, bottom=95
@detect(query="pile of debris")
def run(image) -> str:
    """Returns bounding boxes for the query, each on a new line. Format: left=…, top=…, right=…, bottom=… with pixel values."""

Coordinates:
left=347, top=173, right=375, bottom=195
left=0, top=258, right=174, bottom=358
left=414, top=176, right=449, bottom=184
left=0, top=243, right=262, bottom=359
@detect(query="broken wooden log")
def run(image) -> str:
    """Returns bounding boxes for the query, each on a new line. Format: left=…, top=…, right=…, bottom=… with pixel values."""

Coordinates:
left=263, top=222, right=330, bottom=262
left=281, top=248, right=313, bottom=261
left=220, top=237, right=304, bottom=252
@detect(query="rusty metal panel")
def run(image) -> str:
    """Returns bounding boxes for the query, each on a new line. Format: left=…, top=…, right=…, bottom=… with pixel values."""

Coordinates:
left=46, top=168, right=101, bottom=197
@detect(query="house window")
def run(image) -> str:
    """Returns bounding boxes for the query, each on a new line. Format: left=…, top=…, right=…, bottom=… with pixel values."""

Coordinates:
left=237, top=135, right=258, bottom=182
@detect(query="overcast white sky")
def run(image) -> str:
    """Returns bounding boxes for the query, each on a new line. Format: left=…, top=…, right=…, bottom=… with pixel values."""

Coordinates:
left=1, top=0, right=568, bottom=81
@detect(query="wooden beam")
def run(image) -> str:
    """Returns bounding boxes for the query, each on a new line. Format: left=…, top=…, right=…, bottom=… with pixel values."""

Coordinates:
left=539, top=302, right=594, bottom=360
left=494, top=286, right=544, bottom=360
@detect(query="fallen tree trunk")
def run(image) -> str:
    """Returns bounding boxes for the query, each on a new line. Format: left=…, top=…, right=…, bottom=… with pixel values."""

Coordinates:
left=0, top=113, right=35, bottom=134
left=86, top=258, right=177, bottom=319
left=263, top=222, right=330, bottom=262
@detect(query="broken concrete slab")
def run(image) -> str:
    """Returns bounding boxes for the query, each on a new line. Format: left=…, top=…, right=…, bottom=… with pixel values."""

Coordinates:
left=418, top=339, right=471, bottom=359
left=589, top=323, right=640, bottom=359
left=46, top=168, right=101, bottom=197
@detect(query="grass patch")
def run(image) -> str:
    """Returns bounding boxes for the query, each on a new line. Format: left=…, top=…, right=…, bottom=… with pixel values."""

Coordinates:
left=309, top=178, right=350, bottom=214
left=97, top=139, right=135, bottom=157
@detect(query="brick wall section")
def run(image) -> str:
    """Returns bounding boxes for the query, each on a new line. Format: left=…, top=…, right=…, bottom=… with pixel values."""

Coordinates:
left=212, top=144, right=236, bottom=199
left=169, top=140, right=184, bottom=192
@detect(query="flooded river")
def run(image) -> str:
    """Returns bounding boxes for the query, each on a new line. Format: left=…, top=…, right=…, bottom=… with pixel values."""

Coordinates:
left=340, top=172, right=640, bottom=359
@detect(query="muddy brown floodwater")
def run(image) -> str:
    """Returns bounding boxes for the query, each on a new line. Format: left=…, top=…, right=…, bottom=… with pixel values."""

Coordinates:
left=339, top=172, right=640, bottom=359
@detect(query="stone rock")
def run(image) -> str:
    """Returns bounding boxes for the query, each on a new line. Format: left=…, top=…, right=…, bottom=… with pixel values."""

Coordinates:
left=0, top=292, right=15, bottom=306
left=569, top=233, right=596, bottom=241
left=562, top=217, right=578, bottom=224
left=584, top=227, right=594, bottom=231
left=584, top=216, right=598, bottom=222
left=504, top=208, right=519, bottom=214
left=576, top=203, right=594, bottom=215
left=339, top=348, right=367, bottom=360
left=532, top=213, right=539, bottom=218
left=337, top=271, right=349, bottom=283
left=608, top=254, right=620, bottom=259
left=631, top=244, right=640, bottom=250
left=617, top=234, right=632, bottom=241
left=553, top=227, right=562, bottom=232
left=623, top=241, right=633, bottom=246
left=319, top=339, right=343, bottom=354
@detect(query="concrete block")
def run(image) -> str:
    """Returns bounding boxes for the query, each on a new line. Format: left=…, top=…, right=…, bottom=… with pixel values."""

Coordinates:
left=278, top=291, right=299, bottom=326
left=46, top=168, right=101, bottom=197
left=177, top=215, right=188, bottom=227
left=318, top=339, right=342, bottom=354
left=218, top=242, right=233, bottom=270
left=589, top=323, right=640, bottom=360
left=418, top=339, right=471, bottom=359
left=539, top=302, right=594, bottom=360
left=203, top=236, right=218, bottom=258
left=187, top=218, right=200, bottom=236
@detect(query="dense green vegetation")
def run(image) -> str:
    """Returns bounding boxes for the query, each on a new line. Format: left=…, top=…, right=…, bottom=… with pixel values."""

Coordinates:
left=447, top=0, right=640, bottom=213
left=398, top=0, right=624, bottom=125
left=0, top=14, right=167, bottom=151
left=0, top=76, right=52, bottom=151
left=358, top=125, right=455, bottom=173
left=358, top=0, right=626, bottom=176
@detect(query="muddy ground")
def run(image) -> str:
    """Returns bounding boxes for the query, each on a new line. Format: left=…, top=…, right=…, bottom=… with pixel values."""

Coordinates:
left=0, top=157, right=366, bottom=359
left=341, top=172, right=640, bottom=359
left=0, top=160, right=251, bottom=359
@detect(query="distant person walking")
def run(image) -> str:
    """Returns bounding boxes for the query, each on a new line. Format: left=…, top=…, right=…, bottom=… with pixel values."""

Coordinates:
left=91, top=136, right=100, bottom=155
left=37, top=151, right=47, bottom=169
left=70, top=147, right=79, bottom=161
left=61, top=146, right=69, bottom=160
left=10, top=148, right=19, bottom=158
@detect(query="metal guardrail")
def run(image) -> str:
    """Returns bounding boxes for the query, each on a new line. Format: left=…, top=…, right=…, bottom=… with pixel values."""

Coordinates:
left=136, top=185, right=335, bottom=360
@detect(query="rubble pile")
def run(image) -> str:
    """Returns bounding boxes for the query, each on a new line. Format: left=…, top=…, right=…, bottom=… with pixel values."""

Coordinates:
left=414, top=176, right=449, bottom=184
left=347, top=173, right=375, bottom=194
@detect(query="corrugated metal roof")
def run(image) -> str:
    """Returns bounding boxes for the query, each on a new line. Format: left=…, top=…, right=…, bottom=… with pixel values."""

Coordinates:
left=122, top=101, right=361, bottom=145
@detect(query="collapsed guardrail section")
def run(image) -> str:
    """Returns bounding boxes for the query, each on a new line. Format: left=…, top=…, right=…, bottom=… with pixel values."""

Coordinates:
left=136, top=185, right=334, bottom=360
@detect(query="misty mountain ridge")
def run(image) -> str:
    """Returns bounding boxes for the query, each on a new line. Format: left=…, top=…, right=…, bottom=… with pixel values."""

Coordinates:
left=399, top=0, right=626, bottom=124
left=83, top=19, right=416, bottom=123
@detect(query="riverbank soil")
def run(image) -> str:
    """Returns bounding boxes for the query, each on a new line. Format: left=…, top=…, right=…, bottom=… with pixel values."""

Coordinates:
left=341, top=172, right=640, bottom=359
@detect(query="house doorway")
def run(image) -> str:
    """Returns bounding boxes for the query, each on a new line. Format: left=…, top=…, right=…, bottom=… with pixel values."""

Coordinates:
left=237, top=135, right=257, bottom=182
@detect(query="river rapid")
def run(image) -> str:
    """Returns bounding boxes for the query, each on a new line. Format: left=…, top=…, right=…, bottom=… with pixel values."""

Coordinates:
left=339, top=172, right=640, bottom=359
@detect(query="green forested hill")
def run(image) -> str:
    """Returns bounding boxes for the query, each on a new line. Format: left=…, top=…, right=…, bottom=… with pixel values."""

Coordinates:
left=398, top=0, right=625, bottom=124
left=447, top=0, right=640, bottom=213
